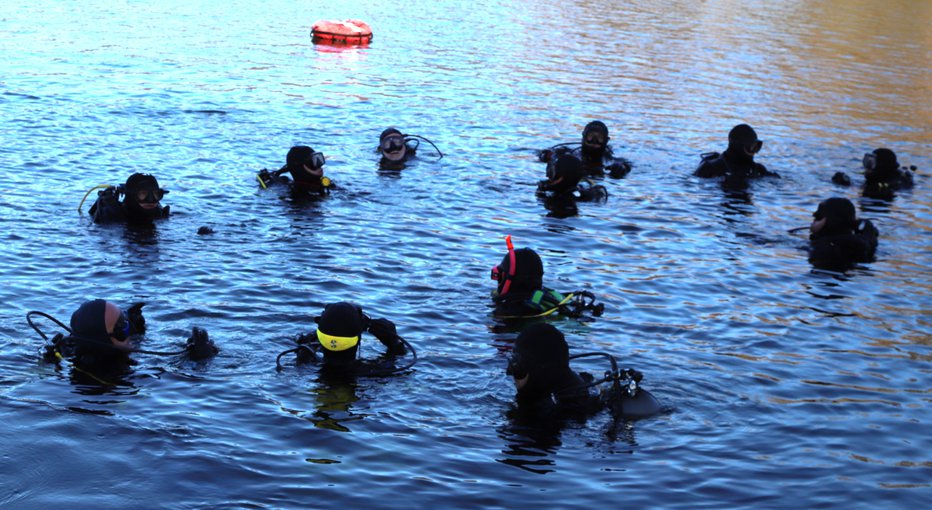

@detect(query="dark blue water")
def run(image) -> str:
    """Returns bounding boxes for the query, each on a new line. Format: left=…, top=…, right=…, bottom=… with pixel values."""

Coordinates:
left=1, top=1, right=930, bottom=508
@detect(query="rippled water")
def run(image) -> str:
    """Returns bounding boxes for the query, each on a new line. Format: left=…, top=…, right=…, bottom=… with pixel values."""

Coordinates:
left=1, top=0, right=930, bottom=508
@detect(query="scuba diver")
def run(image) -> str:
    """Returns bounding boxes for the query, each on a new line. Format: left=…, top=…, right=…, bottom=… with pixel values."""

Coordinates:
left=85, top=173, right=170, bottom=225
left=832, top=148, right=916, bottom=200
left=28, top=300, right=217, bottom=372
left=376, top=127, right=444, bottom=170
left=537, top=154, right=608, bottom=202
left=490, top=236, right=603, bottom=320
left=507, top=323, right=661, bottom=420
left=695, top=124, right=779, bottom=185
left=807, top=197, right=879, bottom=270
left=537, top=121, right=632, bottom=178
left=257, top=145, right=334, bottom=195
left=276, top=302, right=416, bottom=377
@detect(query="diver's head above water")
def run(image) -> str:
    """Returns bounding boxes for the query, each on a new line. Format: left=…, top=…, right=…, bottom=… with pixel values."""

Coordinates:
left=123, top=173, right=166, bottom=222
left=508, top=323, right=570, bottom=398
left=810, top=197, right=858, bottom=239
left=70, top=299, right=134, bottom=363
left=492, top=246, right=544, bottom=297
left=544, top=154, right=584, bottom=194
left=863, top=148, right=899, bottom=183
left=581, top=121, right=610, bottom=158
left=286, top=145, right=326, bottom=185
left=315, top=302, right=369, bottom=362
left=379, top=127, right=408, bottom=163
left=726, top=124, right=763, bottom=161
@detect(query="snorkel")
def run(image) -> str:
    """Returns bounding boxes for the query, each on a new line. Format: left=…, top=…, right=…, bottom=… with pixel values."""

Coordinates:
left=496, top=235, right=517, bottom=296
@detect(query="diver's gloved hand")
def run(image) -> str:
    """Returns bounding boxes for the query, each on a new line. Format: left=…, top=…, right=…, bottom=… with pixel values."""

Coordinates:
left=42, top=333, right=66, bottom=363
left=188, top=326, right=208, bottom=343
left=857, top=219, right=879, bottom=239
left=831, top=172, right=851, bottom=186
left=185, top=326, right=219, bottom=361
left=99, top=185, right=121, bottom=200
left=606, top=162, right=631, bottom=178
left=126, top=302, right=146, bottom=334
left=368, top=318, right=406, bottom=355
left=257, top=168, right=274, bottom=187
left=293, top=332, right=320, bottom=363
left=295, top=332, right=315, bottom=345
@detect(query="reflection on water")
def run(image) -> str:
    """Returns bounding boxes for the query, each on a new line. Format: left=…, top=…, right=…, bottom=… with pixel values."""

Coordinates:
left=308, top=374, right=363, bottom=434
left=497, top=411, right=564, bottom=475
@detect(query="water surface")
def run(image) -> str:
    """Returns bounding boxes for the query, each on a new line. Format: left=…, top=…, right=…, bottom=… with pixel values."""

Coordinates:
left=1, top=1, right=930, bottom=508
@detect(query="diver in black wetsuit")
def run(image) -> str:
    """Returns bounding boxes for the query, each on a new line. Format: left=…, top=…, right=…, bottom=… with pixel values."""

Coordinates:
left=283, top=302, right=414, bottom=377
left=832, top=148, right=916, bottom=200
left=32, top=300, right=216, bottom=369
left=257, top=145, right=334, bottom=195
left=507, top=323, right=661, bottom=420
left=537, top=153, right=608, bottom=202
left=88, top=173, right=170, bottom=225
left=808, top=197, right=879, bottom=270
left=695, top=124, right=779, bottom=185
left=490, top=237, right=602, bottom=320
left=538, top=121, right=632, bottom=178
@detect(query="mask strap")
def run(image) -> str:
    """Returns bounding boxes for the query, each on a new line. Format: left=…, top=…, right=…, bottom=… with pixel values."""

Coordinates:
left=501, top=235, right=516, bottom=296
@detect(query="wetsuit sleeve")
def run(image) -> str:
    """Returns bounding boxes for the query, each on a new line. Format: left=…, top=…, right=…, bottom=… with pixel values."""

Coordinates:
left=756, top=162, right=779, bottom=178
left=856, top=220, right=879, bottom=260
left=368, top=318, right=406, bottom=355
left=606, top=158, right=632, bottom=177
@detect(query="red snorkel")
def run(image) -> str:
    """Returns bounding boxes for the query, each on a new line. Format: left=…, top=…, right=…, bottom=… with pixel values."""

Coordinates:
left=500, top=235, right=516, bottom=296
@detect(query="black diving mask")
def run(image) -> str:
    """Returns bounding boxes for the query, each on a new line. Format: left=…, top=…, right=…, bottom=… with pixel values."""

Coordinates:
left=304, top=151, right=326, bottom=169
left=584, top=131, right=608, bottom=146
left=746, top=140, right=763, bottom=155
left=111, top=312, right=131, bottom=341
left=506, top=353, right=528, bottom=380
left=135, top=188, right=166, bottom=204
left=862, top=152, right=876, bottom=171
left=381, top=135, right=406, bottom=154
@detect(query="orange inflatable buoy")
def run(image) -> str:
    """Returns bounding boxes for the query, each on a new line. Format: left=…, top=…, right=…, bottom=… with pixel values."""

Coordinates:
left=311, top=19, right=373, bottom=45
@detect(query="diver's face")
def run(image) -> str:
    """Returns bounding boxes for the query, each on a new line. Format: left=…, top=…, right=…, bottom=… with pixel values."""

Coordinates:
left=583, top=130, right=608, bottom=151
left=512, top=373, right=529, bottom=390
left=810, top=217, right=826, bottom=235
left=381, top=134, right=407, bottom=162
left=810, top=208, right=827, bottom=235
left=104, top=302, right=132, bottom=351
left=742, top=140, right=763, bottom=157
left=133, top=187, right=163, bottom=210
left=862, top=152, right=879, bottom=178
left=298, top=151, right=326, bottom=177
left=302, top=161, right=323, bottom=178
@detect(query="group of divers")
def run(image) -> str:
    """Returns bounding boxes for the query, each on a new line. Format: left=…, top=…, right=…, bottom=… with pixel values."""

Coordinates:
left=28, top=122, right=918, bottom=425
